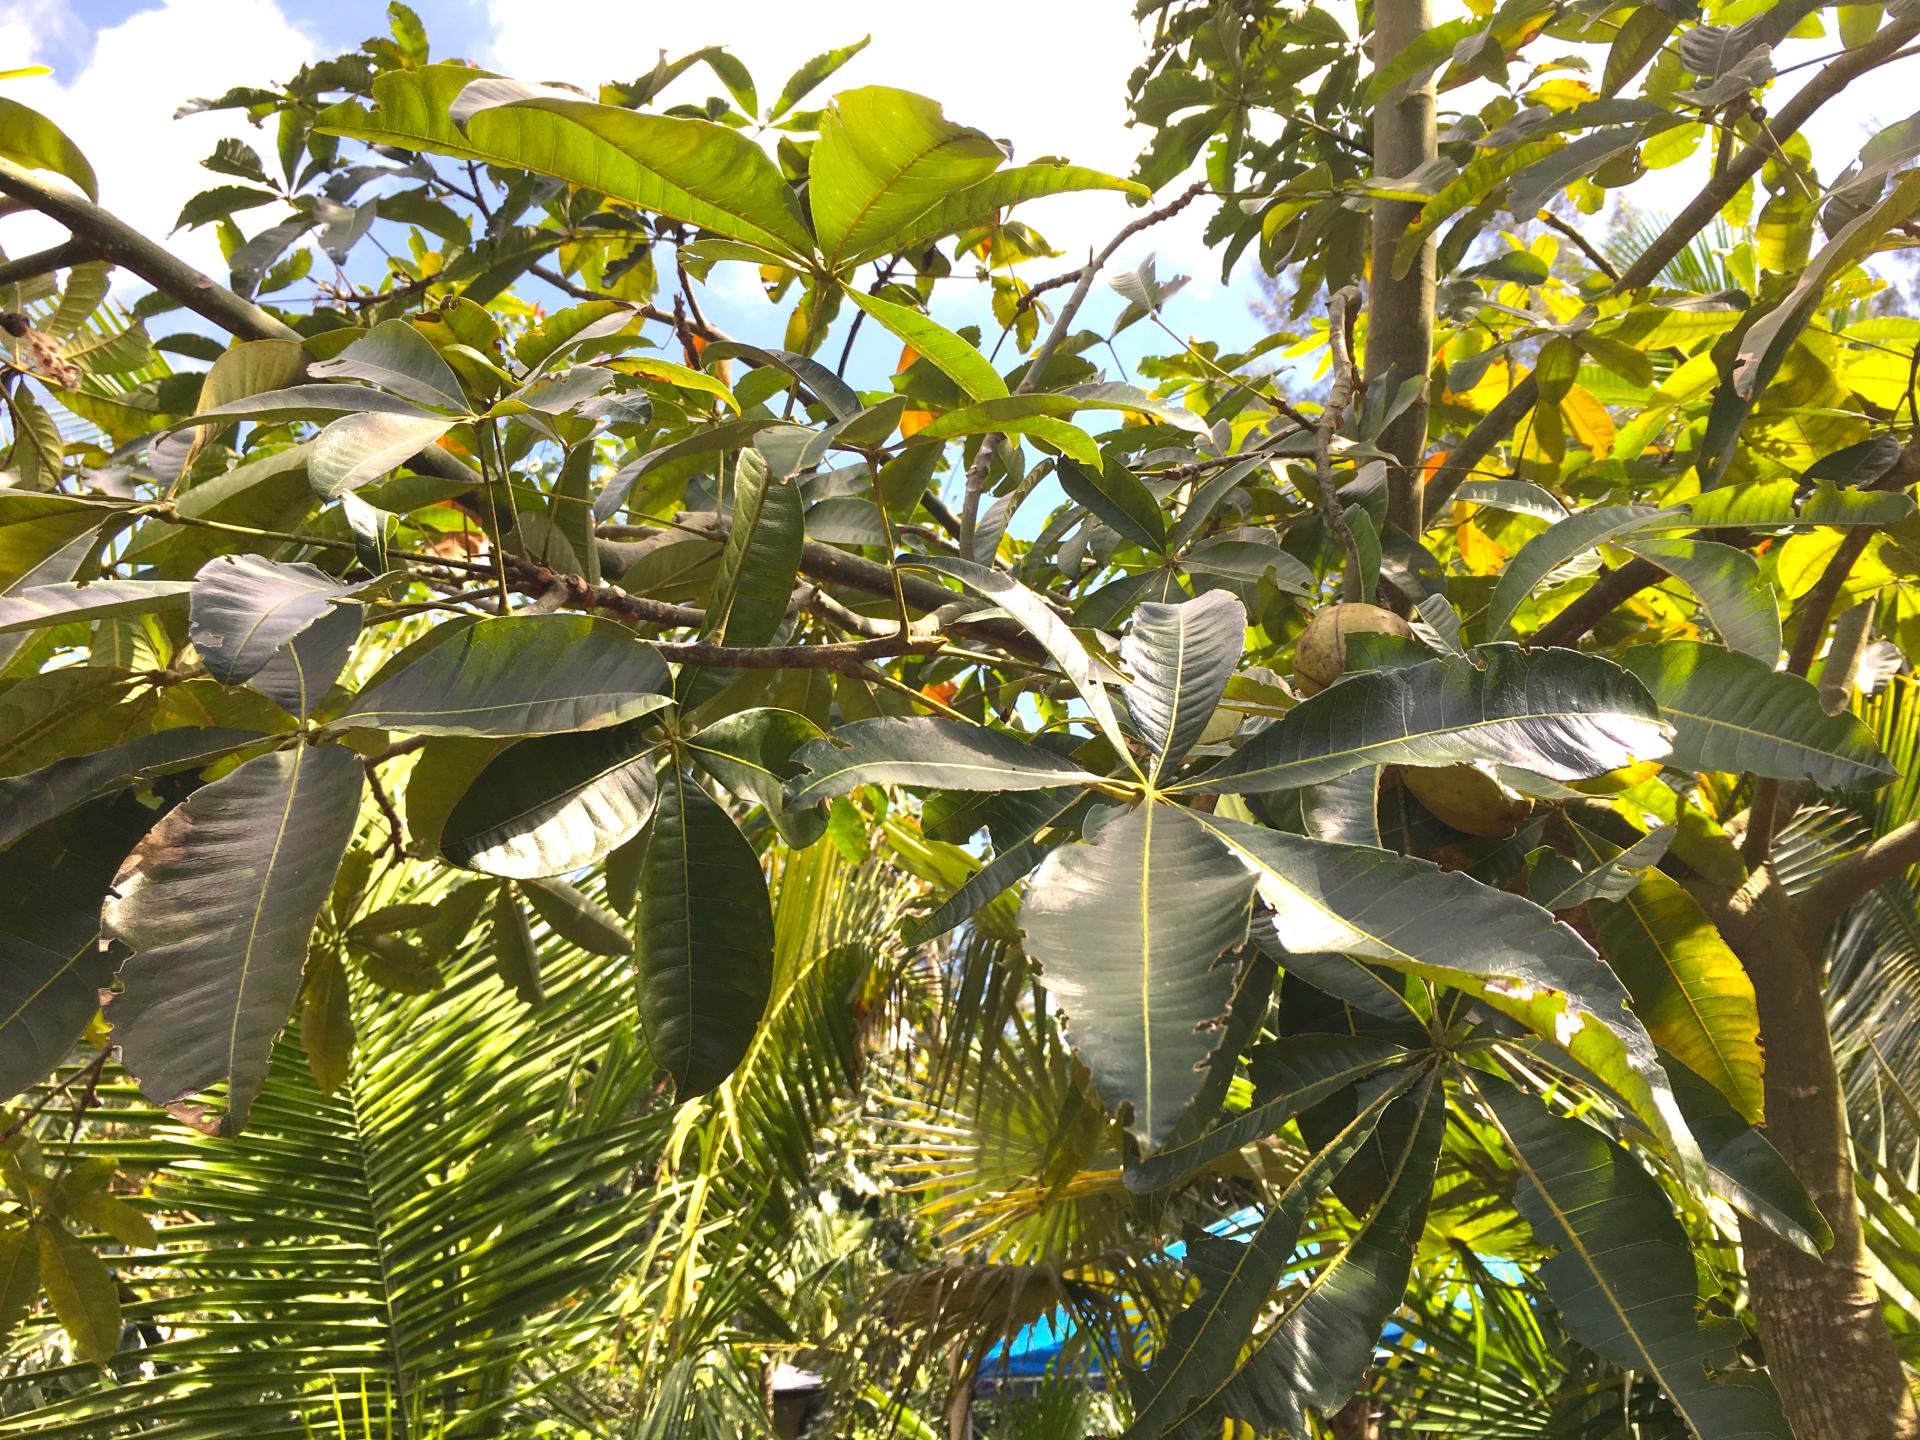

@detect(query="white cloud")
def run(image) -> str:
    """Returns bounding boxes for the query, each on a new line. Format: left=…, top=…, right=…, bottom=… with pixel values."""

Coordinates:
left=0, top=0, right=318, bottom=282
left=481, top=0, right=1221, bottom=284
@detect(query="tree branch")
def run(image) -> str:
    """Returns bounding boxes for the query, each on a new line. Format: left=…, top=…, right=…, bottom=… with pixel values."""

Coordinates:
left=0, top=238, right=97, bottom=288
left=0, top=157, right=301, bottom=343
left=958, top=180, right=1209, bottom=556
left=1369, top=0, right=1438, bottom=537
left=1420, top=14, right=1920, bottom=521
left=1799, top=818, right=1920, bottom=933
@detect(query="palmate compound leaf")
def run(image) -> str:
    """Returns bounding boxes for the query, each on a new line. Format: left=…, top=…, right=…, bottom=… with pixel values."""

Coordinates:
left=785, top=715, right=1103, bottom=805
left=1474, top=1074, right=1793, bottom=1440
left=104, top=743, right=364, bottom=1135
left=1018, top=800, right=1259, bottom=1144
left=1619, top=640, right=1895, bottom=789
left=1120, top=588, right=1247, bottom=783
left=439, top=719, right=659, bottom=878
left=337, top=614, right=672, bottom=738
left=1178, top=645, right=1671, bottom=796
left=1140, top=1070, right=1449, bottom=1440
left=1119, top=1067, right=1434, bottom=1439
left=906, top=555, right=1138, bottom=771
left=633, top=767, right=775, bottom=1099
left=1188, top=813, right=1701, bottom=1176
left=1125, top=1032, right=1419, bottom=1192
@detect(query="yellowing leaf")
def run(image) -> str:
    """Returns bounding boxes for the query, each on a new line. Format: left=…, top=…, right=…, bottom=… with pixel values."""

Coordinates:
left=36, top=1225, right=120, bottom=1364
left=1561, top=385, right=1616, bottom=458
left=1455, top=519, right=1509, bottom=575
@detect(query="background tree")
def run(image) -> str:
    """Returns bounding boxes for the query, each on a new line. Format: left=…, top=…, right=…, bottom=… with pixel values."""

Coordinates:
left=1, top=4, right=1919, bottom=1438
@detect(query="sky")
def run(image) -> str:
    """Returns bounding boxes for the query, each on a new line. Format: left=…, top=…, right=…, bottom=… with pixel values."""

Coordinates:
left=2, top=0, right=1915, bottom=374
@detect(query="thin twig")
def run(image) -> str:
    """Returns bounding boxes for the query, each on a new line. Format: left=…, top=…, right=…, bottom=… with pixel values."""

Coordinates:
left=1534, top=210, right=1620, bottom=283
left=958, top=180, right=1210, bottom=557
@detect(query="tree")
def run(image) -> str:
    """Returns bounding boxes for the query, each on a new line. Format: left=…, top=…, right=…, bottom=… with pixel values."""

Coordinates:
left=1, top=3, right=1918, bottom=1437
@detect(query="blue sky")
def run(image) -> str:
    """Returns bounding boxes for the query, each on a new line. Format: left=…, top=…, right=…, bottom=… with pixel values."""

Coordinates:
left=2, top=0, right=1278, bottom=383
left=4, top=0, right=1914, bottom=389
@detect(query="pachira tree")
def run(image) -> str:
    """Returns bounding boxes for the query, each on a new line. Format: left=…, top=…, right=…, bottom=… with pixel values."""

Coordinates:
left=2, top=1, right=1920, bottom=1436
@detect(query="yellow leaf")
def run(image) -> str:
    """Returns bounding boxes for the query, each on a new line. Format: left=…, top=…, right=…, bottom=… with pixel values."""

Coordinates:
left=1455, top=518, right=1509, bottom=576
left=35, top=1225, right=119, bottom=1364
left=1560, top=384, right=1615, bottom=458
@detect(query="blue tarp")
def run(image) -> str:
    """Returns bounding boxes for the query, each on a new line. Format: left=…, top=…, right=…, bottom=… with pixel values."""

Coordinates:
left=975, top=1205, right=1430, bottom=1389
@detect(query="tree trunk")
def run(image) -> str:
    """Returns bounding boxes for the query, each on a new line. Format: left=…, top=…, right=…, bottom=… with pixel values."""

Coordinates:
left=1366, top=0, right=1438, bottom=539
left=1712, top=872, right=1919, bottom=1440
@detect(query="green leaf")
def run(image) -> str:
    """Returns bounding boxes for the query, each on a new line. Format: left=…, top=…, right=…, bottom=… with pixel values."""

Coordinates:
left=1605, top=9, right=1677, bottom=95
left=1588, top=866, right=1764, bottom=1123
left=1125, top=1033, right=1417, bottom=1193
left=702, top=448, right=804, bottom=648
left=697, top=341, right=860, bottom=421
left=842, top=287, right=1008, bottom=401
left=1181, top=1072, right=1448, bottom=1438
left=300, top=947, right=355, bottom=1092
left=911, top=406, right=1099, bottom=468
left=1619, top=641, right=1895, bottom=788
left=187, top=554, right=368, bottom=687
left=906, top=555, right=1136, bottom=769
left=0, top=579, right=192, bottom=635
left=1119, top=1069, right=1425, bottom=1438
left=869, top=162, right=1148, bottom=264
left=1059, top=457, right=1167, bottom=552
left=1364, top=17, right=1480, bottom=100
left=1488, top=505, right=1678, bottom=637
left=0, top=95, right=97, bottom=199
left=1020, top=801, right=1258, bottom=1142
left=0, top=727, right=264, bottom=851
left=1624, top=538, right=1782, bottom=662
left=308, top=318, right=468, bottom=411
left=685, top=706, right=829, bottom=848
left=309, top=412, right=457, bottom=499
left=1681, top=479, right=1916, bottom=530
left=440, top=719, right=659, bottom=878
left=1736, top=170, right=1920, bottom=401
left=317, top=67, right=814, bottom=262
left=522, top=875, right=631, bottom=956
left=176, top=384, right=441, bottom=430
left=787, top=715, right=1102, bottom=804
left=1184, top=646, right=1671, bottom=796
left=809, top=87, right=1006, bottom=271
left=36, top=1224, right=120, bottom=1364
left=489, top=883, right=543, bottom=1007
left=634, top=767, right=775, bottom=1098
left=339, top=615, right=672, bottom=738
left=1193, top=814, right=1697, bottom=1170
left=1121, top=589, right=1246, bottom=782
left=0, top=1224, right=39, bottom=1339
left=901, top=791, right=1086, bottom=945
left=1532, top=822, right=1676, bottom=910
left=1667, top=1060, right=1831, bottom=1256
left=104, top=744, right=365, bottom=1135
left=768, top=36, right=870, bottom=121
left=1477, top=1075, right=1793, bottom=1440
left=0, top=494, right=103, bottom=590
left=0, top=796, right=156, bottom=1101
left=1395, top=139, right=1564, bottom=276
